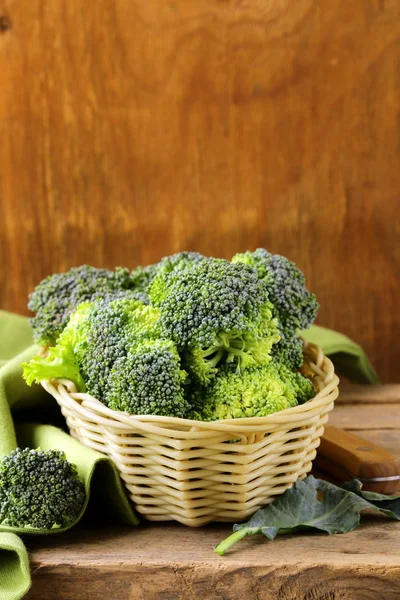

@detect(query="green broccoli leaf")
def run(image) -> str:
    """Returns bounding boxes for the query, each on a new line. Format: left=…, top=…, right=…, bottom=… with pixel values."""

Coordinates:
left=214, top=476, right=400, bottom=555
left=22, top=345, right=86, bottom=391
left=342, top=479, right=400, bottom=519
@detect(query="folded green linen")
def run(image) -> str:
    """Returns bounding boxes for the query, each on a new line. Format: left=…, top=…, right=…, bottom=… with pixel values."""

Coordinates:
left=0, top=311, right=138, bottom=600
left=301, top=324, right=380, bottom=384
left=0, top=310, right=380, bottom=599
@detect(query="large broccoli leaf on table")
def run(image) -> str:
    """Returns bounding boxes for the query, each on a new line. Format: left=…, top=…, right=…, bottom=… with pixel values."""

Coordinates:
left=215, top=476, right=400, bottom=555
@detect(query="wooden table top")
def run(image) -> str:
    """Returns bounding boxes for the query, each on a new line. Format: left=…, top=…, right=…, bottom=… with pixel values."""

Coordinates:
left=25, top=385, right=400, bottom=600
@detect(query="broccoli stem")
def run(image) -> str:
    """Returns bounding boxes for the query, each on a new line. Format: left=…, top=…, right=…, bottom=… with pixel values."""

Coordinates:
left=214, top=528, right=252, bottom=555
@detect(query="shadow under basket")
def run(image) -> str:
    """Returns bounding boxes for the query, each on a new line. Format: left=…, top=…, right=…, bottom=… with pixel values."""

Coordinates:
left=42, top=340, right=339, bottom=527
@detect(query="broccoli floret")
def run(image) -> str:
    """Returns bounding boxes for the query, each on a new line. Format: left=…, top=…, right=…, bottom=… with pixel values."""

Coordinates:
left=28, top=265, right=142, bottom=345
left=108, top=339, right=189, bottom=417
left=24, top=297, right=190, bottom=417
left=0, top=448, right=85, bottom=529
left=158, top=251, right=206, bottom=274
left=272, top=336, right=305, bottom=372
left=149, top=258, right=280, bottom=383
left=232, top=249, right=318, bottom=368
left=129, top=263, right=160, bottom=294
left=275, top=361, right=315, bottom=404
left=130, top=252, right=206, bottom=294
left=24, top=297, right=163, bottom=394
left=189, top=363, right=298, bottom=421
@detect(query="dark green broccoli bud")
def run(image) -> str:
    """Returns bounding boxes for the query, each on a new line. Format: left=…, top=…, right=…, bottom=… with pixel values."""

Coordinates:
left=130, top=252, right=206, bottom=294
left=189, top=363, right=298, bottom=421
left=73, top=298, right=164, bottom=400
left=272, top=336, right=305, bottom=371
left=108, top=339, right=189, bottom=417
left=28, top=265, right=140, bottom=345
left=0, top=448, right=85, bottom=529
left=149, top=258, right=280, bottom=381
left=232, top=249, right=318, bottom=368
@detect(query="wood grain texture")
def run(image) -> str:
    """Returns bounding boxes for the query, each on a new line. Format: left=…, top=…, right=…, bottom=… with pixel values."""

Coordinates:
left=1, top=0, right=400, bottom=380
left=337, top=384, right=400, bottom=404
left=25, top=521, right=400, bottom=600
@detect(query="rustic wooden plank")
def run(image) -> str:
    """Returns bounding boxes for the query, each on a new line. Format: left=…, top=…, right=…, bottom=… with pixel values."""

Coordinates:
left=0, top=0, right=400, bottom=381
left=337, top=384, right=400, bottom=405
left=328, top=404, right=400, bottom=431
left=25, top=520, right=400, bottom=600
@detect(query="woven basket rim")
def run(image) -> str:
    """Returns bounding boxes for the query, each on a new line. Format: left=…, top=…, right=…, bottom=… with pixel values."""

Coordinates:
left=41, top=340, right=339, bottom=434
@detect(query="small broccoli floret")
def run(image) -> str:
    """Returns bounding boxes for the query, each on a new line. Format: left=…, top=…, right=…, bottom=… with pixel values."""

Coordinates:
left=158, top=251, right=206, bottom=274
left=129, top=263, right=160, bottom=294
left=275, top=361, right=315, bottom=404
left=0, top=448, right=85, bottom=529
left=232, top=249, right=318, bottom=368
left=130, top=252, right=206, bottom=294
left=189, top=363, right=298, bottom=421
left=28, top=265, right=141, bottom=345
left=107, top=339, right=189, bottom=417
left=272, top=336, right=305, bottom=372
left=149, top=258, right=280, bottom=382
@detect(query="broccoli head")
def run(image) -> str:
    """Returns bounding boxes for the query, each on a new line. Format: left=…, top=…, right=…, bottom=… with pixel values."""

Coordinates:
left=28, top=265, right=143, bottom=345
left=149, top=258, right=280, bottom=383
left=232, top=249, right=318, bottom=368
left=189, top=363, right=299, bottom=421
left=130, top=252, right=206, bottom=294
left=24, top=297, right=190, bottom=417
left=108, top=339, right=189, bottom=417
left=0, top=448, right=85, bottom=529
left=24, top=297, right=163, bottom=391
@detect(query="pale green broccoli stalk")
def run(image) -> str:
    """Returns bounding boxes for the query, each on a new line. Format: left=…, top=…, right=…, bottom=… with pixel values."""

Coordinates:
left=28, top=265, right=145, bottom=345
left=232, top=249, right=318, bottom=368
left=149, top=258, right=280, bottom=383
left=130, top=252, right=206, bottom=294
left=108, top=339, right=189, bottom=417
left=189, top=363, right=298, bottom=421
left=0, top=448, right=85, bottom=529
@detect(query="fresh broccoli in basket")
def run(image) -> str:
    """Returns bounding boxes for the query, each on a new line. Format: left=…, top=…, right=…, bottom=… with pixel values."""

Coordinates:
left=0, top=448, right=85, bottom=529
left=149, top=258, right=280, bottom=384
left=28, top=265, right=145, bottom=345
left=108, top=339, right=189, bottom=417
left=189, top=362, right=300, bottom=421
left=130, top=251, right=206, bottom=294
left=275, top=361, right=315, bottom=404
left=232, top=249, right=318, bottom=368
left=23, top=297, right=191, bottom=417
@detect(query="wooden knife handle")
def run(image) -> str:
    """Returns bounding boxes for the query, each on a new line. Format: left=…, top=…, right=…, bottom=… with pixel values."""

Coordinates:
left=314, top=425, right=400, bottom=493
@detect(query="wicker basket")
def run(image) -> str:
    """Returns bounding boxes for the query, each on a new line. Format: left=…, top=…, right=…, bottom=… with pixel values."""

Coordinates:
left=42, top=340, right=339, bottom=527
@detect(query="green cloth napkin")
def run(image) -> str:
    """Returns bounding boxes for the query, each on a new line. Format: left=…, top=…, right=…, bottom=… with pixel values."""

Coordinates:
left=0, top=310, right=380, bottom=600
left=0, top=311, right=138, bottom=600
left=301, top=325, right=380, bottom=384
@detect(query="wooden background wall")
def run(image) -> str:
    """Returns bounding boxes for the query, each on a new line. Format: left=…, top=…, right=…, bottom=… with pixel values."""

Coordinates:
left=0, top=0, right=399, bottom=381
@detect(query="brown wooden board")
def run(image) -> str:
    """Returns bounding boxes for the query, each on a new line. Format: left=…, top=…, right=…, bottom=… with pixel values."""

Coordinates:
left=0, top=0, right=400, bottom=381
left=26, top=521, right=400, bottom=600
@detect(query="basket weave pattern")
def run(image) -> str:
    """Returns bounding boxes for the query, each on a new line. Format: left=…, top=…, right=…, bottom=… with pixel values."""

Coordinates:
left=42, top=341, right=339, bottom=527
